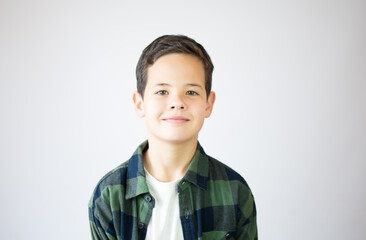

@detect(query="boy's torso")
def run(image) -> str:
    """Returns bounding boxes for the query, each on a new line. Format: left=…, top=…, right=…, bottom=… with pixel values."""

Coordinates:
left=89, top=141, right=257, bottom=240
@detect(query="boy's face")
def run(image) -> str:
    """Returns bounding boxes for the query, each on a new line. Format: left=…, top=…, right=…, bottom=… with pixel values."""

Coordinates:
left=133, top=53, right=215, bottom=144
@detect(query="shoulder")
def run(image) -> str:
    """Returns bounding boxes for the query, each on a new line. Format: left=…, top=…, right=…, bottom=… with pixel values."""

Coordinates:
left=207, top=155, right=250, bottom=188
left=89, top=160, right=130, bottom=205
left=205, top=154, right=255, bottom=204
left=196, top=142, right=250, bottom=188
left=206, top=155, right=256, bottom=218
left=96, top=160, right=129, bottom=189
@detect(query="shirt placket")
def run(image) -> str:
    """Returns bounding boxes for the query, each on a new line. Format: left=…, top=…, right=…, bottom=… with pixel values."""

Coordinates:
left=136, top=193, right=155, bottom=240
left=178, top=180, right=196, bottom=240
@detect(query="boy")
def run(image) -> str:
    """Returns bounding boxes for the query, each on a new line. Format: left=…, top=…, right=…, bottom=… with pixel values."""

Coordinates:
left=88, top=35, right=257, bottom=240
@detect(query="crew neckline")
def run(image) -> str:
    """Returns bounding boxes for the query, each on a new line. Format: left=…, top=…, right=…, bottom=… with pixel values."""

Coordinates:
left=144, top=168, right=181, bottom=187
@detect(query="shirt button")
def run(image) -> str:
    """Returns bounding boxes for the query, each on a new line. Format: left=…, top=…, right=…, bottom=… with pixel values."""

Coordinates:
left=145, top=195, right=151, bottom=202
left=182, top=181, right=185, bottom=185
left=225, top=233, right=231, bottom=239
left=138, top=222, right=144, bottom=229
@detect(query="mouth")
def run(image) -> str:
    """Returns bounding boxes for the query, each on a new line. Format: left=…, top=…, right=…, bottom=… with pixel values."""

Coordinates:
left=162, top=116, right=190, bottom=124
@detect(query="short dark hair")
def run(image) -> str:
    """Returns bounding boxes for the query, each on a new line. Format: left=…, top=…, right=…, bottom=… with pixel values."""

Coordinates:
left=136, top=35, right=214, bottom=99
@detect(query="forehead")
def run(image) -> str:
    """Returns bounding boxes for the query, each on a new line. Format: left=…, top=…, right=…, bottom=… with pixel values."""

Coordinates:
left=146, top=53, right=205, bottom=86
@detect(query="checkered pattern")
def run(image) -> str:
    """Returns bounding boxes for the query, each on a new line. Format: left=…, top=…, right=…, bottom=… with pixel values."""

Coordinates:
left=89, top=141, right=257, bottom=240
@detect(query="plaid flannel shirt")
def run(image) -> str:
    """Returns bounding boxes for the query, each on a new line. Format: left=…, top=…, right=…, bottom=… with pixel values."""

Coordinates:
left=89, top=141, right=258, bottom=240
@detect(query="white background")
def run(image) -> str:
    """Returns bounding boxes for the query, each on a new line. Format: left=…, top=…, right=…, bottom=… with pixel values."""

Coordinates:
left=1, top=0, right=365, bottom=239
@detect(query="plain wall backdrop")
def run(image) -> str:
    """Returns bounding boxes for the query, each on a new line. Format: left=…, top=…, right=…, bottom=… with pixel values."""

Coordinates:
left=1, top=0, right=365, bottom=239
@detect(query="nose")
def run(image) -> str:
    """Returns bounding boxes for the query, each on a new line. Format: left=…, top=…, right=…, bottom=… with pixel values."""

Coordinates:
left=169, top=94, right=187, bottom=110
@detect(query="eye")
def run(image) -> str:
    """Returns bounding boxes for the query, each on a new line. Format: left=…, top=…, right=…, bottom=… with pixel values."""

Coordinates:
left=186, top=90, right=198, bottom=96
left=156, top=90, right=168, bottom=95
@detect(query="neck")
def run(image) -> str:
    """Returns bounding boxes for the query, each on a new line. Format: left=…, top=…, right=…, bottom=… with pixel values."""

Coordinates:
left=143, top=137, right=198, bottom=182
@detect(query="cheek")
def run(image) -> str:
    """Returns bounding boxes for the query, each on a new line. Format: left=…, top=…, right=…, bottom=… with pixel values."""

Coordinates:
left=145, top=101, right=164, bottom=117
left=192, top=104, right=207, bottom=117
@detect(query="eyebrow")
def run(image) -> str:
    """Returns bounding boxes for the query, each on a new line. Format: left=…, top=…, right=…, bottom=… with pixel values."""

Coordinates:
left=153, top=83, right=203, bottom=89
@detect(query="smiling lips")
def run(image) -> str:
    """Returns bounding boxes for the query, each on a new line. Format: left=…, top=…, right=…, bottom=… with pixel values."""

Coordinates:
left=162, top=116, right=189, bottom=124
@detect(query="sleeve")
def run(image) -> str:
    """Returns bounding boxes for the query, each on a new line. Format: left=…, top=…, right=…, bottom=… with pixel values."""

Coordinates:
left=88, top=189, right=118, bottom=240
left=236, top=190, right=258, bottom=240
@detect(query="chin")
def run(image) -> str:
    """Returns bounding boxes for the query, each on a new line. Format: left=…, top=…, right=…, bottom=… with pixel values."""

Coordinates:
left=158, top=134, right=198, bottom=145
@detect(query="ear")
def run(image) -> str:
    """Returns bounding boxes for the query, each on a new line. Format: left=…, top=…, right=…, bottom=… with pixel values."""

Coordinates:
left=132, top=91, right=145, bottom=118
left=204, top=91, right=216, bottom=118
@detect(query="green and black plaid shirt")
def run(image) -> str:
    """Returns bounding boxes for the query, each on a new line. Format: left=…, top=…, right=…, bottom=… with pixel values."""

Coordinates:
left=89, top=141, right=258, bottom=240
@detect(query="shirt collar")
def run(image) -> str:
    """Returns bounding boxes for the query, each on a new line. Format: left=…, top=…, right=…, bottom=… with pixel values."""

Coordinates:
left=182, top=142, right=209, bottom=190
left=125, top=140, right=150, bottom=200
left=125, top=140, right=209, bottom=200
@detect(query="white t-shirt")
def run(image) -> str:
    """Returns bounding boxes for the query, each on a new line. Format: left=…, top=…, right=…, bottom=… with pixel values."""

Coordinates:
left=144, top=169, right=184, bottom=240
